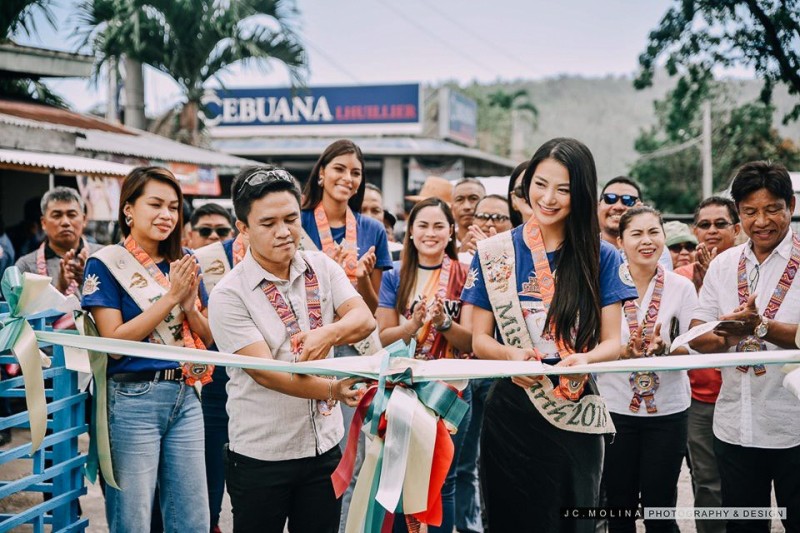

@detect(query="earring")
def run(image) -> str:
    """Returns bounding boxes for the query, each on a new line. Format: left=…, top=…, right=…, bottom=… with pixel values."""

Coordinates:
left=318, top=179, right=323, bottom=186
left=409, top=235, right=414, bottom=240
left=125, top=215, right=133, bottom=226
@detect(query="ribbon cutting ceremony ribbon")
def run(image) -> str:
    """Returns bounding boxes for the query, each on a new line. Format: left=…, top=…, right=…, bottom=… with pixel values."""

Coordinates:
left=4, top=270, right=800, bottom=513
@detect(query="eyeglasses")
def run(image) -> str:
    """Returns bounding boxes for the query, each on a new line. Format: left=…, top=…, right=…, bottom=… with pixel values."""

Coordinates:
left=474, top=213, right=511, bottom=222
left=235, top=169, right=295, bottom=198
left=193, top=226, right=232, bottom=239
left=695, top=220, right=733, bottom=230
left=512, top=185, right=525, bottom=199
left=668, top=242, right=696, bottom=253
left=602, top=193, right=638, bottom=207
left=749, top=264, right=760, bottom=293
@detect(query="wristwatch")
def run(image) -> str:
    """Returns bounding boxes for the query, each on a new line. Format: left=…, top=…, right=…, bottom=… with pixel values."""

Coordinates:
left=434, top=314, right=453, bottom=332
left=754, top=317, right=769, bottom=339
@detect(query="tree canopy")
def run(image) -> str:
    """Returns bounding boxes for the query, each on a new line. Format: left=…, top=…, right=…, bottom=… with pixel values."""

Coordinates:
left=636, top=0, right=800, bottom=124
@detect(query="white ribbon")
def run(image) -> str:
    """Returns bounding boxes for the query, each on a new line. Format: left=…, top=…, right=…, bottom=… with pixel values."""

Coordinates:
left=376, top=387, right=418, bottom=512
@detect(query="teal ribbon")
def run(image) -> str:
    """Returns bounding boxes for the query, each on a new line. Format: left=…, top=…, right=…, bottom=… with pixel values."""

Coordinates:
left=360, top=339, right=469, bottom=524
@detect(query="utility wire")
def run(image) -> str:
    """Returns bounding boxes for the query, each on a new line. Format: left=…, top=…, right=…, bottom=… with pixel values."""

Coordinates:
left=374, top=0, right=498, bottom=78
left=301, top=34, right=362, bottom=84
left=415, top=0, right=537, bottom=75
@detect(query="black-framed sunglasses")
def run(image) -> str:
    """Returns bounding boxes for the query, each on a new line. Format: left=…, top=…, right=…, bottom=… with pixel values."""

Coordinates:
left=236, top=169, right=295, bottom=198
left=602, top=193, right=638, bottom=207
left=475, top=212, right=511, bottom=222
left=512, top=185, right=525, bottom=199
left=194, top=226, right=232, bottom=239
left=695, top=220, right=733, bottom=230
left=668, top=242, right=696, bottom=253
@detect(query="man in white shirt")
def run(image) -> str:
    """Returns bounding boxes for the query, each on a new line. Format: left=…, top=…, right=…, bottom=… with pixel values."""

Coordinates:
left=690, top=161, right=800, bottom=533
left=208, top=167, right=375, bottom=532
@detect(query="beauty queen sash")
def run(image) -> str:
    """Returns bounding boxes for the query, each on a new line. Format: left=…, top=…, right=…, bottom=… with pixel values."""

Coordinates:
left=299, top=218, right=382, bottom=357
left=404, top=257, right=467, bottom=360
left=259, top=260, right=334, bottom=415
left=315, top=204, right=359, bottom=282
left=623, top=266, right=664, bottom=413
left=476, top=229, right=614, bottom=434
left=91, top=239, right=214, bottom=391
left=735, top=235, right=800, bottom=375
left=194, top=234, right=246, bottom=294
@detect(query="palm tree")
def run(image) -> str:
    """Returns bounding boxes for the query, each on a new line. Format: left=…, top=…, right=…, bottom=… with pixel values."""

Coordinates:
left=78, top=0, right=307, bottom=144
left=1, top=0, right=67, bottom=107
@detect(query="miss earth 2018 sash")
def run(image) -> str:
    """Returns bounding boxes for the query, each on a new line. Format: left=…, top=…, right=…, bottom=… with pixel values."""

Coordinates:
left=476, top=231, right=614, bottom=434
left=194, top=235, right=246, bottom=294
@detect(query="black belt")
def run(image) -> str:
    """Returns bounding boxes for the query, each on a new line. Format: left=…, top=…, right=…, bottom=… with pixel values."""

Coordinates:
left=110, top=368, right=183, bottom=383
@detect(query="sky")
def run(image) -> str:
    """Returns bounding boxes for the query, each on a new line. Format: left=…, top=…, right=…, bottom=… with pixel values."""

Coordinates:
left=14, top=0, right=752, bottom=115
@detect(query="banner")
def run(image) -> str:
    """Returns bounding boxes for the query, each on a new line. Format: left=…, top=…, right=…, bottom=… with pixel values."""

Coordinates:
left=168, top=162, right=221, bottom=196
left=407, top=157, right=464, bottom=191
left=202, top=84, right=423, bottom=137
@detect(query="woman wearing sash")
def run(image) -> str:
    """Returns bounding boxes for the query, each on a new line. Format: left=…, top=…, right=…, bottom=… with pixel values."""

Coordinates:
left=597, top=206, right=697, bottom=533
left=82, top=167, right=213, bottom=532
left=301, top=139, right=393, bottom=314
left=461, top=138, right=637, bottom=532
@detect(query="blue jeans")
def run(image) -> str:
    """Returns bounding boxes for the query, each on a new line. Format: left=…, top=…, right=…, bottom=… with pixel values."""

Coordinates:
left=106, top=378, right=209, bottom=533
left=455, top=378, right=492, bottom=533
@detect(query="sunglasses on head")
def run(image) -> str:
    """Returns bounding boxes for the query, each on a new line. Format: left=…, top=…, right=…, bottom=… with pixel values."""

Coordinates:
left=668, top=242, right=696, bottom=253
left=695, top=220, right=733, bottom=230
left=194, top=226, right=232, bottom=239
left=475, top=212, right=511, bottom=222
left=602, top=193, right=638, bottom=207
left=236, top=169, right=295, bottom=199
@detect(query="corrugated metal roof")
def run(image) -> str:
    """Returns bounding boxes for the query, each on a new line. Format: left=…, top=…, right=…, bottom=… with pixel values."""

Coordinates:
left=0, top=100, right=132, bottom=134
left=77, top=129, right=258, bottom=169
left=0, top=112, right=84, bottom=134
left=0, top=148, right=133, bottom=176
left=212, top=136, right=516, bottom=168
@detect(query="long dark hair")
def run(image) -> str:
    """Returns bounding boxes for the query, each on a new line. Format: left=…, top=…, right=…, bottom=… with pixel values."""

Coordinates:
left=507, top=159, right=530, bottom=228
left=119, top=166, right=184, bottom=262
left=301, top=139, right=366, bottom=212
left=522, top=138, right=601, bottom=352
left=395, top=197, right=457, bottom=315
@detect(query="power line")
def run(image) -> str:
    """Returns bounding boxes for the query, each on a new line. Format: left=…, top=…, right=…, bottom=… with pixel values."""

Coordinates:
left=414, top=0, right=537, bottom=75
left=374, top=0, right=498, bottom=78
left=301, top=34, right=362, bottom=84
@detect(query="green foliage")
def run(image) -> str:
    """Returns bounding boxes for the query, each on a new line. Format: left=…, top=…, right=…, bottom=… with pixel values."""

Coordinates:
left=77, top=0, right=307, bottom=142
left=0, top=78, right=67, bottom=107
left=636, top=0, right=800, bottom=123
left=630, top=92, right=800, bottom=213
left=0, top=0, right=55, bottom=39
left=460, top=84, right=538, bottom=158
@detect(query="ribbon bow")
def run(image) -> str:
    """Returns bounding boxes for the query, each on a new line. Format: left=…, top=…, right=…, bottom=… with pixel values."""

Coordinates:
left=332, top=339, right=469, bottom=532
left=0, top=267, right=80, bottom=452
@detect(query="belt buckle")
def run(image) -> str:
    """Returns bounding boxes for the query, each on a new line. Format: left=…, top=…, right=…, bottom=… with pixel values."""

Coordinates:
left=163, top=368, right=176, bottom=381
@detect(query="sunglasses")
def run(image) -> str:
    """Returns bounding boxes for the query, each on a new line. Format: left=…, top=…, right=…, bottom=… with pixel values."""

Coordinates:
left=602, top=193, right=638, bottom=207
left=475, top=213, right=511, bottom=222
left=235, top=169, right=295, bottom=198
left=668, top=242, right=696, bottom=253
left=512, top=185, right=525, bottom=199
left=695, top=220, right=733, bottom=230
left=194, top=226, right=232, bottom=239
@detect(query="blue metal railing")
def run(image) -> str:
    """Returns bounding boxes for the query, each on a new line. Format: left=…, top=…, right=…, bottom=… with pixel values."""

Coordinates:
left=0, top=306, right=89, bottom=533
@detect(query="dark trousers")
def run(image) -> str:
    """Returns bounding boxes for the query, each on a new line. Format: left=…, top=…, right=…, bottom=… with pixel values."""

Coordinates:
left=603, top=410, right=688, bottom=533
left=225, top=445, right=343, bottom=533
left=481, top=379, right=604, bottom=533
left=203, top=367, right=230, bottom=528
left=714, top=438, right=800, bottom=533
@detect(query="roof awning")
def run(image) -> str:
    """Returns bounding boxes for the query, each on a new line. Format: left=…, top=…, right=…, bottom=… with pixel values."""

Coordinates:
left=0, top=148, right=133, bottom=176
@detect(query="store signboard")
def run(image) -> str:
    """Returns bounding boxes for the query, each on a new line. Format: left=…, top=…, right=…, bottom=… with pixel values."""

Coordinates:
left=168, top=162, right=221, bottom=196
left=438, top=88, right=477, bottom=147
left=202, top=84, right=422, bottom=137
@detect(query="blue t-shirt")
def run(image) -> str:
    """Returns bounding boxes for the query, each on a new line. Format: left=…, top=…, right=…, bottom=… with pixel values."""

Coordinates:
left=461, top=225, right=637, bottom=322
left=82, top=246, right=209, bottom=375
left=301, top=209, right=393, bottom=271
left=222, top=237, right=234, bottom=267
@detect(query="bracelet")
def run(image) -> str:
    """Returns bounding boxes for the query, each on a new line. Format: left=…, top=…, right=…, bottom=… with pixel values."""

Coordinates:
left=327, top=379, right=335, bottom=403
left=434, top=314, right=453, bottom=332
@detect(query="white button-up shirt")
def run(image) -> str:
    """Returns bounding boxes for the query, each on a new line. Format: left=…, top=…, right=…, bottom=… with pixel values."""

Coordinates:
left=693, top=230, right=800, bottom=448
left=209, top=248, right=359, bottom=461
left=598, top=270, right=696, bottom=416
